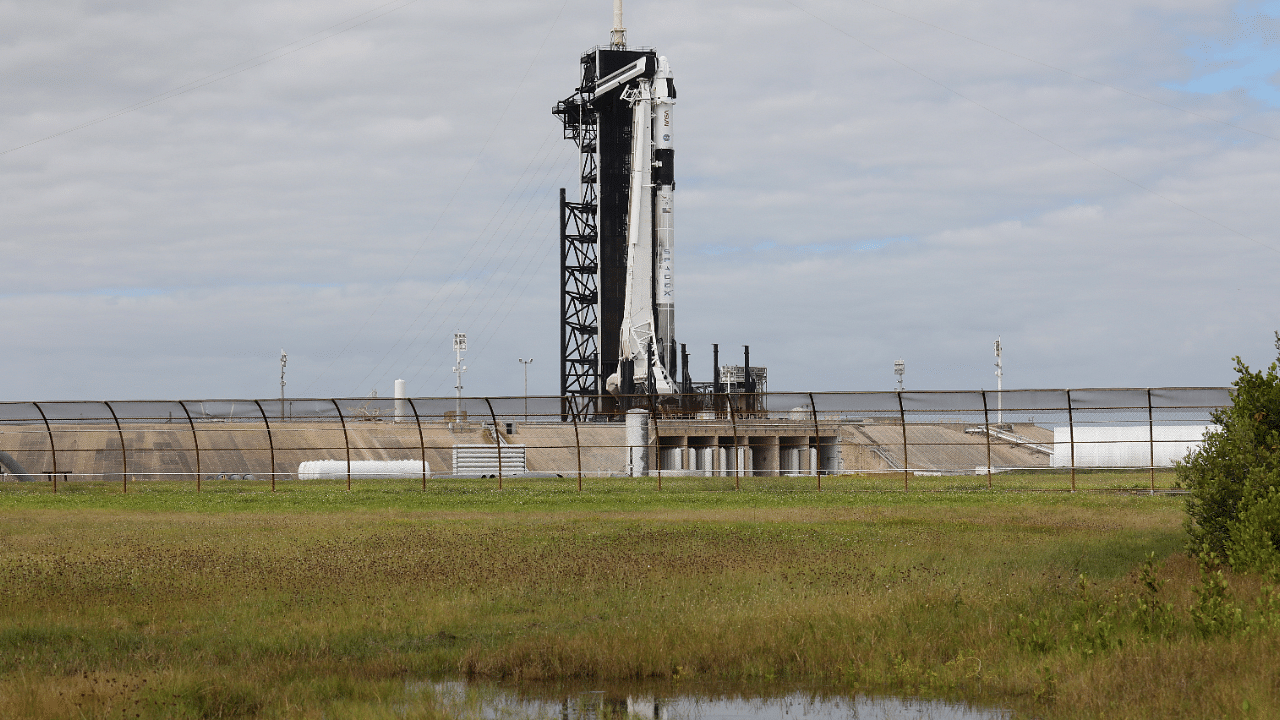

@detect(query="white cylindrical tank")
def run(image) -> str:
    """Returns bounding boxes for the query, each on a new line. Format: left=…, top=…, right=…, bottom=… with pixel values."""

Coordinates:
left=297, top=459, right=429, bottom=480
left=394, top=379, right=408, bottom=422
left=782, top=446, right=800, bottom=475
left=660, top=445, right=681, bottom=473
left=625, top=408, right=650, bottom=476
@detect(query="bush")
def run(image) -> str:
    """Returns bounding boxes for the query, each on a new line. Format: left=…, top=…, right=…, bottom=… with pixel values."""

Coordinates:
left=1179, top=333, right=1280, bottom=570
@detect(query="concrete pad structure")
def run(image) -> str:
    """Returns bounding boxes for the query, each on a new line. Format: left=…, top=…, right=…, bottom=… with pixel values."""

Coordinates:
left=0, top=416, right=1056, bottom=481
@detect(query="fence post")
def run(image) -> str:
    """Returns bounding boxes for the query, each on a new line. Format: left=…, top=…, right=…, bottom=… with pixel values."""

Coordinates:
left=104, top=402, right=127, bottom=493
left=981, top=391, right=992, bottom=490
left=33, top=403, right=56, bottom=493
left=1147, top=388, right=1156, bottom=495
left=808, top=393, right=822, bottom=491
left=484, top=398, right=503, bottom=490
left=178, top=401, right=201, bottom=492
left=408, top=399, right=427, bottom=491
left=333, top=400, right=351, bottom=491
left=648, top=394, right=663, bottom=491
left=569, top=396, right=583, bottom=491
left=253, top=400, right=275, bottom=492
left=897, top=391, right=909, bottom=491
left=1066, top=389, right=1076, bottom=492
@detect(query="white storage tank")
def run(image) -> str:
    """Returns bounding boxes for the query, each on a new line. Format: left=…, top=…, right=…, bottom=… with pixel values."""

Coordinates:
left=297, top=459, right=430, bottom=480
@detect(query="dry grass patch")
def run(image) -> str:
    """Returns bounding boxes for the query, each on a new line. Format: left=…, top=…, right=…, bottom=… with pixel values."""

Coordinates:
left=0, top=491, right=1274, bottom=718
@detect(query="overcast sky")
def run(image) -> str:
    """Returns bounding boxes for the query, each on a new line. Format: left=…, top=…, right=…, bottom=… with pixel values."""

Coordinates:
left=1, top=0, right=1278, bottom=401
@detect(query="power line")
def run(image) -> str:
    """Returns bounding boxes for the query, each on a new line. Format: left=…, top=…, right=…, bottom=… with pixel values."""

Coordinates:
left=357, top=129, right=572, bottom=394
left=303, top=0, right=574, bottom=395
left=403, top=153, right=573, bottom=394
left=393, top=138, right=572, bottom=392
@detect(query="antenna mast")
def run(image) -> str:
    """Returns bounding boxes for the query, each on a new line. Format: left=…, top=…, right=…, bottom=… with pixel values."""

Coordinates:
left=611, top=0, right=626, bottom=47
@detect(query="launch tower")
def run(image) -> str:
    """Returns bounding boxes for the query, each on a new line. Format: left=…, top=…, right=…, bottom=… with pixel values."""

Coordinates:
left=554, top=0, right=679, bottom=417
left=555, top=2, right=767, bottom=419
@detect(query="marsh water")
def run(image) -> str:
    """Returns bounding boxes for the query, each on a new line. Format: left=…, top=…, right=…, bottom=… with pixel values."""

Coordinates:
left=422, top=681, right=1009, bottom=720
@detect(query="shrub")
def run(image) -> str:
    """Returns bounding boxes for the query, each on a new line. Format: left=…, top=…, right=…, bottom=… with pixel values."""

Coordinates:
left=1179, top=333, right=1280, bottom=570
left=1190, top=552, right=1245, bottom=637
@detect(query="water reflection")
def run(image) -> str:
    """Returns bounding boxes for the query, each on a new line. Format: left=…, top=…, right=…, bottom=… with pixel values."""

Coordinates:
left=425, top=681, right=1008, bottom=720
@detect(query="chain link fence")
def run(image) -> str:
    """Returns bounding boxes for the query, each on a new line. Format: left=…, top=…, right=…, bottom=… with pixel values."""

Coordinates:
left=0, top=388, right=1229, bottom=493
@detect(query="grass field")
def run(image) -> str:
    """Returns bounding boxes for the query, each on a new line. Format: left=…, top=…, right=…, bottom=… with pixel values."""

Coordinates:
left=3, top=467, right=1183, bottom=504
left=0, top=473, right=1275, bottom=719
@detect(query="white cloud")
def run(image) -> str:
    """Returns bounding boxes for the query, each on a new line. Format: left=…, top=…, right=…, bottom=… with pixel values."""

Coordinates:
left=0, top=0, right=1276, bottom=402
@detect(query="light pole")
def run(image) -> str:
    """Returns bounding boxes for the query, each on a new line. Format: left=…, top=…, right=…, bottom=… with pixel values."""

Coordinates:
left=894, top=359, right=905, bottom=391
left=994, top=337, right=1003, bottom=424
left=453, top=333, right=467, bottom=420
left=518, top=358, right=533, bottom=422
left=279, top=349, right=287, bottom=419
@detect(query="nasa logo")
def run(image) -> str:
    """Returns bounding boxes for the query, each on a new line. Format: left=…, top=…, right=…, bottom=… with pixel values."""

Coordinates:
left=663, top=134, right=670, bottom=141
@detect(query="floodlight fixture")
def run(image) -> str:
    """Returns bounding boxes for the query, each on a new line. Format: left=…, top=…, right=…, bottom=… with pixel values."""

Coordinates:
left=518, top=358, right=534, bottom=421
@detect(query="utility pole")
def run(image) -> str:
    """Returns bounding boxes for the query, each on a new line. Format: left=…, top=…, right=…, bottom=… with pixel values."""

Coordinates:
left=453, top=333, right=467, bottom=420
left=518, top=358, right=533, bottom=422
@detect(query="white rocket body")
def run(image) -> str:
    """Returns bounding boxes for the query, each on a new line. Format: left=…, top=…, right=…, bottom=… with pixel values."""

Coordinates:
left=653, top=56, right=676, bottom=378
left=608, top=55, right=678, bottom=396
